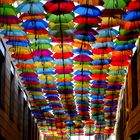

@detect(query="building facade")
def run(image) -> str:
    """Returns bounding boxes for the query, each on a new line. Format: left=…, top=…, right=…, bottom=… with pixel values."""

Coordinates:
left=116, top=39, right=140, bottom=140
left=0, top=39, right=39, bottom=140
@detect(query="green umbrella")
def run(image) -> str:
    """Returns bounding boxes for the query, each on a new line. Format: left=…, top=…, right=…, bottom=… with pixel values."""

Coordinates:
left=103, top=0, right=127, bottom=9
left=46, top=12, right=74, bottom=23
left=55, top=74, right=73, bottom=79
left=0, top=4, right=18, bottom=16
left=18, top=68, right=36, bottom=72
left=30, top=43, right=52, bottom=50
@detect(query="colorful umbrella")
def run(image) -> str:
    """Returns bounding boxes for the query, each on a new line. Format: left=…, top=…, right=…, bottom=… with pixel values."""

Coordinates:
left=46, top=12, right=74, bottom=23
left=74, top=5, right=102, bottom=17
left=103, top=0, right=127, bottom=9
left=0, top=4, right=18, bottom=16
left=17, top=2, right=44, bottom=14
left=22, top=19, right=48, bottom=30
left=73, top=0, right=103, bottom=6
left=43, top=1, right=75, bottom=14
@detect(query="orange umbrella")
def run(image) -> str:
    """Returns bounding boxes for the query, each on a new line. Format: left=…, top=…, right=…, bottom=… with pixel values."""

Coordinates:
left=121, top=20, right=140, bottom=30
left=98, top=17, right=122, bottom=29
left=73, top=0, right=103, bottom=6
left=4, top=35, right=28, bottom=41
left=96, top=37, right=116, bottom=42
left=20, top=13, right=46, bottom=20
left=0, top=0, right=16, bottom=4
left=72, top=40, right=92, bottom=50
left=16, top=63, right=36, bottom=69
left=92, top=64, right=110, bottom=70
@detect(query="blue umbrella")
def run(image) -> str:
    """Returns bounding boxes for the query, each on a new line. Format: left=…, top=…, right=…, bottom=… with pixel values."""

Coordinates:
left=54, top=59, right=73, bottom=65
left=123, top=11, right=140, bottom=21
left=16, top=2, right=44, bottom=14
left=22, top=19, right=48, bottom=30
left=74, top=34, right=96, bottom=42
left=33, top=56, right=53, bottom=62
left=74, top=70, right=91, bottom=76
left=72, top=48, right=92, bottom=55
left=57, top=82, right=73, bottom=86
left=92, top=59, right=111, bottom=65
left=92, top=42, right=114, bottom=48
left=74, top=5, right=102, bottom=17
left=97, top=28, right=119, bottom=37
left=0, top=29, right=26, bottom=36
left=6, top=40, right=30, bottom=46
left=113, top=43, right=135, bottom=50
left=91, top=81, right=106, bottom=85
left=29, top=38, right=51, bottom=43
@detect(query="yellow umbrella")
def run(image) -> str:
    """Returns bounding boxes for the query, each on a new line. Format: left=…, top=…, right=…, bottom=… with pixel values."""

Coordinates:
left=34, top=62, right=54, bottom=68
left=92, top=54, right=112, bottom=60
left=51, top=43, right=73, bottom=53
left=107, top=74, right=125, bottom=81
left=38, top=75, right=55, bottom=81
left=49, top=21, right=74, bottom=30
left=100, top=17, right=122, bottom=27
left=74, top=83, right=89, bottom=88
left=73, top=65, right=91, bottom=70
left=27, top=33, right=49, bottom=39
left=9, top=47, right=31, bottom=54
left=0, top=24, right=23, bottom=30
left=109, top=66, right=127, bottom=71
left=28, top=92, right=43, bottom=96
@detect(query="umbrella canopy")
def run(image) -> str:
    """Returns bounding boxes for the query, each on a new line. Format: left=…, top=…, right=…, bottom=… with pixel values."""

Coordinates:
left=74, top=5, right=102, bottom=17
left=73, top=0, right=103, bottom=6
left=49, top=21, right=74, bottom=30
left=44, top=1, right=75, bottom=14
left=0, top=16, right=21, bottom=24
left=52, top=44, right=73, bottom=53
left=0, top=0, right=16, bottom=4
left=74, top=16, right=101, bottom=25
left=0, top=4, right=18, bottom=16
left=17, top=2, right=44, bottom=14
left=20, top=13, right=46, bottom=20
left=103, top=0, right=127, bottom=9
left=22, top=19, right=48, bottom=30
left=46, top=12, right=74, bottom=23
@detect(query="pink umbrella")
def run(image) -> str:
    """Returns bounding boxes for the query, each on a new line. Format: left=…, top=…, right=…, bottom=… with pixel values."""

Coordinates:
left=19, top=72, right=38, bottom=78
left=73, top=54, right=92, bottom=62
left=74, top=75, right=91, bottom=81
left=32, top=49, right=53, bottom=57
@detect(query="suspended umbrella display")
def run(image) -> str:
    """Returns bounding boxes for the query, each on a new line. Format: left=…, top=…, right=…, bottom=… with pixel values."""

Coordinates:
left=0, top=0, right=140, bottom=138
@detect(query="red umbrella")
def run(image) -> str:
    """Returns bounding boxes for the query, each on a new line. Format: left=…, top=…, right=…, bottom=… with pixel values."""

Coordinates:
left=0, top=16, right=21, bottom=24
left=101, top=9, right=124, bottom=17
left=43, top=1, right=75, bottom=14
left=74, top=28, right=98, bottom=35
left=11, top=54, right=33, bottom=60
left=24, top=29, right=48, bottom=34
left=125, top=1, right=140, bottom=11
left=53, top=52, right=73, bottom=59
left=19, top=72, right=38, bottom=78
left=92, top=48, right=113, bottom=54
left=73, top=54, right=92, bottom=62
left=74, top=16, right=101, bottom=25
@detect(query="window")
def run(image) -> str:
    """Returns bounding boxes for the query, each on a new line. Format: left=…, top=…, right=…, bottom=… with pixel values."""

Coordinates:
left=0, top=40, right=5, bottom=109
left=9, top=64, right=15, bottom=120
left=131, top=51, right=138, bottom=109
left=0, top=135, right=5, bottom=140
left=131, top=132, right=140, bottom=140
left=17, top=86, right=23, bottom=130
